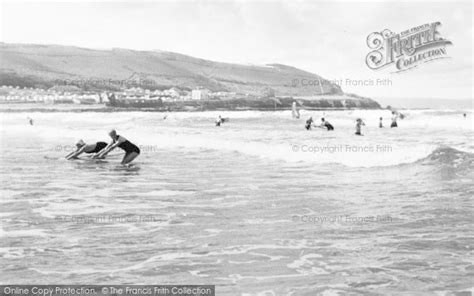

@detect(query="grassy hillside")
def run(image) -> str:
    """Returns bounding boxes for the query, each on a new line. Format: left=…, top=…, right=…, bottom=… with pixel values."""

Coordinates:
left=0, top=43, right=343, bottom=96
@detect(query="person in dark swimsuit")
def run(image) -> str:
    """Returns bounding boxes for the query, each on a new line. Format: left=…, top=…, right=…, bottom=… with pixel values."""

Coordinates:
left=65, top=140, right=108, bottom=160
left=355, top=119, right=365, bottom=135
left=320, top=118, right=334, bottom=130
left=216, top=115, right=224, bottom=126
left=391, top=111, right=398, bottom=128
left=305, top=117, right=314, bottom=130
left=215, top=115, right=229, bottom=126
left=94, top=130, right=140, bottom=165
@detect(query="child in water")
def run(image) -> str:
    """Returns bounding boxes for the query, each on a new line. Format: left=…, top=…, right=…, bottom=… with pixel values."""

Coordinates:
left=355, top=119, right=365, bottom=135
left=379, top=117, right=383, bottom=128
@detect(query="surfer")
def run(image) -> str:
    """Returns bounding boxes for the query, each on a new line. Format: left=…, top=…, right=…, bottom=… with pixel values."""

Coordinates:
left=65, top=140, right=108, bottom=160
left=320, top=118, right=334, bottom=130
left=391, top=111, right=398, bottom=128
left=379, top=117, right=383, bottom=128
left=305, top=117, right=314, bottom=130
left=95, top=130, right=140, bottom=165
left=355, top=119, right=365, bottom=135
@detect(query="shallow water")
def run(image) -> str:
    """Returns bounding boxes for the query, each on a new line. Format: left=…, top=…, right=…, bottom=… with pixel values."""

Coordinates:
left=0, top=109, right=473, bottom=295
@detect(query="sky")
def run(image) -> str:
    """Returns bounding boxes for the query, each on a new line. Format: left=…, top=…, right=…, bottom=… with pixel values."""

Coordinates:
left=0, top=0, right=472, bottom=101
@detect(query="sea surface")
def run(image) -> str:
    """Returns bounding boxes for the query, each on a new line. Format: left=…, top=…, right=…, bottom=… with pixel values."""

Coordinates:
left=0, top=107, right=473, bottom=295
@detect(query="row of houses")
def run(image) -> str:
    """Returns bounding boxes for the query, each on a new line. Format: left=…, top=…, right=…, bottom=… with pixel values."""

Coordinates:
left=0, top=85, right=101, bottom=103
left=0, top=94, right=101, bottom=104
left=0, top=85, right=237, bottom=104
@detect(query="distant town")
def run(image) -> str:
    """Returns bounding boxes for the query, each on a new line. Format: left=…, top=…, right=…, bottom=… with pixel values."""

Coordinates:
left=0, top=85, right=236, bottom=105
left=0, top=83, right=382, bottom=111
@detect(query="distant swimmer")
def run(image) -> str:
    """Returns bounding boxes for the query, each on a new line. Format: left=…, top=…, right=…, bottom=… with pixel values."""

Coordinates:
left=95, top=129, right=140, bottom=165
left=355, top=118, right=365, bottom=135
left=27, top=117, right=34, bottom=126
left=163, top=107, right=171, bottom=120
left=291, top=102, right=300, bottom=119
left=379, top=117, right=383, bottom=128
left=216, top=115, right=224, bottom=126
left=391, top=111, right=398, bottom=128
left=463, top=113, right=467, bottom=118
left=320, top=118, right=334, bottom=130
left=305, top=117, right=314, bottom=130
left=216, top=115, right=229, bottom=126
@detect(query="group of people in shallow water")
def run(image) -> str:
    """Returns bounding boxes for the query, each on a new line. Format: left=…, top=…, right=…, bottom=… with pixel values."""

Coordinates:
left=65, top=129, right=140, bottom=165
left=305, top=111, right=402, bottom=136
left=305, top=117, right=334, bottom=131
left=56, top=110, right=465, bottom=165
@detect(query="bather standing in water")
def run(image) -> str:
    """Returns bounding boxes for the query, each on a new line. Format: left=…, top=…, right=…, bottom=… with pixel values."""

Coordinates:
left=305, top=117, right=314, bottom=130
left=216, top=115, right=225, bottom=126
left=391, top=111, right=398, bottom=128
left=95, top=129, right=140, bottom=165
left=355, top=119, right=365, bottom=135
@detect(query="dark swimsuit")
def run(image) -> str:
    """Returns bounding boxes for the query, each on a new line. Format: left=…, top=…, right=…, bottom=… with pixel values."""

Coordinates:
left=84, top=142, right=108, bottom=154
left=216, top=118, right=225, bottom=126
left=115, top=135, right=140, bottom=154
left=305, top=120, right=313, bottom=130
left=391, top=121, right=398, bottom=128
left=324, top=122, right=334, bottom=130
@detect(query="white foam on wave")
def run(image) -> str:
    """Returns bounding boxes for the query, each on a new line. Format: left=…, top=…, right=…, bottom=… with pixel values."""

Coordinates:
left=287, top=252, right=329, bottom=276
left=0, top=227, right=47, bottom=238
left=130, top=130, right=440, bottom=167
left=29, top=242, right=320, bottom=276
left=0, top=247, right=26, bottom=259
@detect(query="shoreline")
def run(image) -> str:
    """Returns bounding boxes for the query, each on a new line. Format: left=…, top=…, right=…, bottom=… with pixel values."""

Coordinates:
left=0, top=98, right=383, bottom=112
left=0, top=106, right=382, bottom=113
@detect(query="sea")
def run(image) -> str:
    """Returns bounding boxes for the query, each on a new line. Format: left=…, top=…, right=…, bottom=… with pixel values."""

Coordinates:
left=0, top=106, right=473, bottom=295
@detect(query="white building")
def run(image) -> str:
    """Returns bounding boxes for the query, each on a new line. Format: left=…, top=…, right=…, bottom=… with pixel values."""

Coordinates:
left=191, top=89, right=209, bottom=100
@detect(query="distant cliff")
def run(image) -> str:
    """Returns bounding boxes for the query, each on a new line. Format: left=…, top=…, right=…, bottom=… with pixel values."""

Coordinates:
left=0, top=43, right=381, bottom=109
